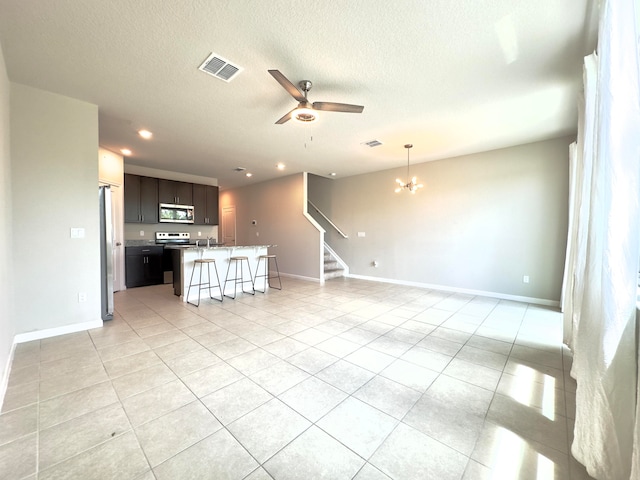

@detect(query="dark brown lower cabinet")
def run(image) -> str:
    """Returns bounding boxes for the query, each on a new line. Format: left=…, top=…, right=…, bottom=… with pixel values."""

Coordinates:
left=125, top=246, right=164, bottom=287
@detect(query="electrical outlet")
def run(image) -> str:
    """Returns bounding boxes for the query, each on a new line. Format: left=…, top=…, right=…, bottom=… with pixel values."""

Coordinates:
left=198, top=231, right=202, bottom=237
left=256, top=231, right=259, bottom=237
left=78, top=292, right=87, bottom=303
left=357, top=232, right=365, bottom=237
left=139, top=230, right=144, bottom=236
left=523, top=275, right=530, bottom=284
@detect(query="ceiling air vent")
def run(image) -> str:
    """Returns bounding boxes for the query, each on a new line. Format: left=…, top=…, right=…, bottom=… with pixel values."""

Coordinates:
left=233, top=167, right=246, bottom=172
left=199, top=53, right=243, bottom=82
left=362, top=140, right=383, bottom=147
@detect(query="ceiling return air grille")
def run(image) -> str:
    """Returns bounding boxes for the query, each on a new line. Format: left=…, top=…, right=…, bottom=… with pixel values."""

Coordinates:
left=198, top=53, right=243, bottom=82
left=362, top=140, right=383, bottom=147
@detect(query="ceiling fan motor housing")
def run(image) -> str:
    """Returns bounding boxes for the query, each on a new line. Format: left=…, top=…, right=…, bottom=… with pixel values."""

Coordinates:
left=299, top=80, right=313, bottom=94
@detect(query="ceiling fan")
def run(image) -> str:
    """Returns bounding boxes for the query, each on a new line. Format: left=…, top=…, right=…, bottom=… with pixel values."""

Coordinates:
left=268, top=69, right=364, bottom=124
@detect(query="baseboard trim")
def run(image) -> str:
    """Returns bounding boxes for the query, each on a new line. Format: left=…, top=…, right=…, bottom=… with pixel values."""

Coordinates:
left=279, top=272, right=321, bottom=283
left=0, top=342, right=17, bottom=413
left=14, top=320, right=104, bottom=344
left=346, top=274, right=560, bottom=307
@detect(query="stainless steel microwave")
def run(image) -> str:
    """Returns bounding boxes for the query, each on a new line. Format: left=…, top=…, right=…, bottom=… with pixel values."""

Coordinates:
left=159, top=203, right=194, bottom=223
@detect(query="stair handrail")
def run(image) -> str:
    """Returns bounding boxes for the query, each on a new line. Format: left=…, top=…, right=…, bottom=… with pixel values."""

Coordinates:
left=308, top=201, right=348, bottom=238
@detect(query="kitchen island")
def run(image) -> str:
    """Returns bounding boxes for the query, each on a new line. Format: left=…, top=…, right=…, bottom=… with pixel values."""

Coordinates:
left=167, top=244, right=271, bottom=302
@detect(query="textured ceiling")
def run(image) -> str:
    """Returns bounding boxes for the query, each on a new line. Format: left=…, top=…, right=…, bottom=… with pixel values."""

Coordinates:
left=0, top=0, right=598, bottom=189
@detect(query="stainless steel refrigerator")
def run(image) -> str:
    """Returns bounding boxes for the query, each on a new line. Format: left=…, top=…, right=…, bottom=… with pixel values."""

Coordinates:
left=99, top=185, right=114, bottom=321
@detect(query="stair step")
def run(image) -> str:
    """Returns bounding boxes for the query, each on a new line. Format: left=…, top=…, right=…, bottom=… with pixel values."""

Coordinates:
left=324, top=269, right=344, bottom=280
left=323, top=246, right=344, bottom=279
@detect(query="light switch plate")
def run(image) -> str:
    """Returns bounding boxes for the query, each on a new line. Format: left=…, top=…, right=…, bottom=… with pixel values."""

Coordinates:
left=70, top=228, right=85, bottom=238
left=357, top=232, right=365, bottom=237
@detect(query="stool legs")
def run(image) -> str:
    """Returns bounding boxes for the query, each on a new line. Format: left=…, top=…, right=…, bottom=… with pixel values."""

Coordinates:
left=224, top=257, right=255, bottom=299
left=187, top=260, right=223, bottom=307
left=255, top=255, right=282, bottom=293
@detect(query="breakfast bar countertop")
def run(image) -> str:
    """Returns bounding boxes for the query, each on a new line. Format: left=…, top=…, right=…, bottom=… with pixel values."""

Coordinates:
left=163, top=244, right=273, bottom=250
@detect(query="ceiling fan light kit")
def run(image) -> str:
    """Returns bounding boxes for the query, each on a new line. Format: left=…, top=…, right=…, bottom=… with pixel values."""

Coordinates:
left=293, top=105, right=318, bottom=123
left=268, top=69, right=364, bottom=125
left=395, top=144, right=423, bottom=194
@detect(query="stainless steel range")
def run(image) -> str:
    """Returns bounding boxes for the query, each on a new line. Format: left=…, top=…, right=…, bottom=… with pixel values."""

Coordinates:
left=155, top=232, right=192, bottom=245
left=155, top=232, right=192, bottom=284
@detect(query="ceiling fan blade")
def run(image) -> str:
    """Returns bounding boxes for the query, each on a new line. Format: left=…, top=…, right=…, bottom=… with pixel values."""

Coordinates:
left=275, top=107, right=297, bottom=124
left=268, top=70, right=306, bottom=102
left=312, top=102, right=364, bottom=113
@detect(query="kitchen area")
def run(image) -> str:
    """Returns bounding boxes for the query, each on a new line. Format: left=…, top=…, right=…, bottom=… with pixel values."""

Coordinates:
left=121, top=172, right=270, bottom=305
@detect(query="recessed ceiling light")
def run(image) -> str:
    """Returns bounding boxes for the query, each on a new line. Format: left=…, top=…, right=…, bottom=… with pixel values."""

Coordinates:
left=276, top=163, right=285, bottom=170
left=245, top=172, right=253, bottom=177
left=329, top=172, right=337, bottom=177
left=121, top=148, right=132, bottom=156
left=138, top=129, right=152, bottom=139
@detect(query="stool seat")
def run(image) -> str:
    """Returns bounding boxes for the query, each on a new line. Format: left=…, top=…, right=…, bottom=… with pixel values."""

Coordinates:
left=254, top=254, right=282, bottom=292
left=224, top=256, right=255, bottom=299
left=187, top=258, right=223, bottom=306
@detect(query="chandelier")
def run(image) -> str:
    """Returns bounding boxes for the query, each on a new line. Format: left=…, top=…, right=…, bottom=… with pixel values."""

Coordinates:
left=395, top=144, right=423, bottom=193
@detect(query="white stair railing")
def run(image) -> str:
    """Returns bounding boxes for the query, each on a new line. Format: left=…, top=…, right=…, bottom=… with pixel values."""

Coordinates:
left=308, top=201, right=348, bottom=238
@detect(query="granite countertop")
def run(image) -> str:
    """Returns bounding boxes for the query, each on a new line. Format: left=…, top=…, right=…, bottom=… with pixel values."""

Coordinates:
left=124, top=240, right=158, bottom=247
left=166, top=244, right=273, bottom=250
left=125, top=240, right=272, bottom=249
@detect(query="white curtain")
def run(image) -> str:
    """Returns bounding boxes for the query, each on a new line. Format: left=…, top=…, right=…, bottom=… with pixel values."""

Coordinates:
left=562, top=0, right=640, bottom=478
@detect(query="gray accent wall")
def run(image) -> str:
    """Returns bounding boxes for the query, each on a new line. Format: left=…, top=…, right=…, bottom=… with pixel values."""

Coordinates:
left=0, top=42, right=14, bottom=391
left=309, top=137, right=571, bottom=303
left=11, top=83, right=100, bottom=333
left=220, top=173, right=322, bottom=281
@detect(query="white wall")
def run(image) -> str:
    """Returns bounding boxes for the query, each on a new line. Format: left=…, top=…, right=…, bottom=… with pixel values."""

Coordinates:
left=0, top=42, right=15, bottom=398
left=99, top=147, right=123, bottom=186
left=124, top=164, right=218, bottom=186
left=309, top=137, right=572, bottom=303
left=220, top=173, right=322, bottom=280
left=11, top=83, right=100, bottom=334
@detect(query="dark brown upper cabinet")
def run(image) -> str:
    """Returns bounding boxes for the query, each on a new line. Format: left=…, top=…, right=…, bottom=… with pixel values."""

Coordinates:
left=158, top=179, right=193, bottom=206
left=124, top=174, right=158, bottom=224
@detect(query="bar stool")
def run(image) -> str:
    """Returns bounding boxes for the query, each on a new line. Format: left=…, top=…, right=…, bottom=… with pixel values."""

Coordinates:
left=254, top=254, right=282, bottom=292
left=224, top=256, right=255, bottom=299
left=186, top=259, right=223, bottom=307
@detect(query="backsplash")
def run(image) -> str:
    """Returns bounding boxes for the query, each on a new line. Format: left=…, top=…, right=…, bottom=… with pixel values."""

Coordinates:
left=124, top=223, right=218, bottom=241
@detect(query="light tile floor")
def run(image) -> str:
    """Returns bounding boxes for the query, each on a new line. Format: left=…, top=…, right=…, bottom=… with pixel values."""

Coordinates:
left=1, top=277, right=596, bottom=480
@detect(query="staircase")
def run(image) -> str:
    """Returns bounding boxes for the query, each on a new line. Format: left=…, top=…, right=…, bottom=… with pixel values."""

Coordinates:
left=324, top=247, right=345, bottom=280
